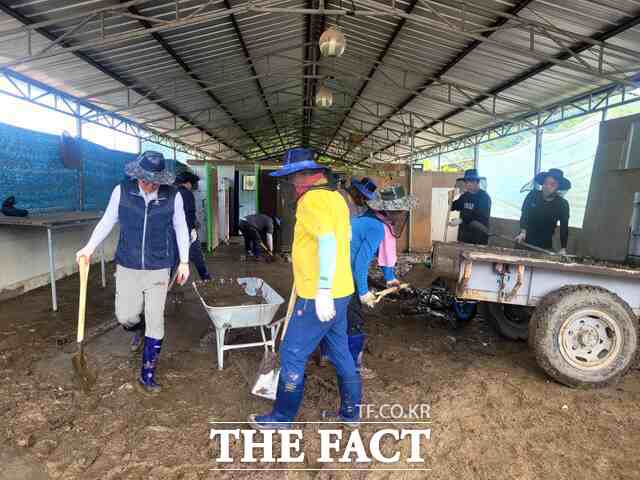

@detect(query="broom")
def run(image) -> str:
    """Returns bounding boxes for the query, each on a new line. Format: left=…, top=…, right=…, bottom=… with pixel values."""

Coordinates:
left=251, top=286, right=297, bottom=400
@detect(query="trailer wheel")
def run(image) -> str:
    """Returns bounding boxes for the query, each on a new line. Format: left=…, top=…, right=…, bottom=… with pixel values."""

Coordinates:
left=529, top=285, right=639, bottom=388
left=484, top=303, right=532, bottom=340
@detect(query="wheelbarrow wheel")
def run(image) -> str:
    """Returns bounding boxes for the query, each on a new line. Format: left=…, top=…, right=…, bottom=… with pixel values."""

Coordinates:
left=529, top=285, right=638, bottom=388
left=483, top=303, right=532, bottom=340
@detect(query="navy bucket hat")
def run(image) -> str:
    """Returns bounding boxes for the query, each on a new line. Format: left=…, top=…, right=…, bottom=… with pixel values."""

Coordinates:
left=270, top=148, right=328, bottom=177
left=125, top=151, right=175, bottom=185
left=351, top=177, right=378, bottom=201
left=457, top=169, right=485, bottom=182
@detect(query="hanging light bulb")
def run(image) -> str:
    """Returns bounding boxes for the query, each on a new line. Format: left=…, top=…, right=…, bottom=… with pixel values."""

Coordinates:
left=315, top=84, right=334, bottom=108
left=319, top=27, right=346, bottom=58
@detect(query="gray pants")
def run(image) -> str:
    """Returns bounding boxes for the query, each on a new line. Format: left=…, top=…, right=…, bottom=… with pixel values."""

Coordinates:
left=115, top=265, right=170, bottom=340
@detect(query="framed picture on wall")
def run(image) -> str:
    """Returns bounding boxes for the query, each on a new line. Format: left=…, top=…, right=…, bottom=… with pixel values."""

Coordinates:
left=243, top=174, right=256, bottom=191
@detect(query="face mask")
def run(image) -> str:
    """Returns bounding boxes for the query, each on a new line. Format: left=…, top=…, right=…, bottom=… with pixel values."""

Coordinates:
left=292, top=172, right=327, bottom=199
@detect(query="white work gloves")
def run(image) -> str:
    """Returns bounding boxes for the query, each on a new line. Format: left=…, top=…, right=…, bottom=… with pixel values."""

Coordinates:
left=448, top=218, right=463, bottom=227
left=190, top=229, right=198, bottom=244
left=315, top=289, right=336, bottom=322
left=514, top=230, right=527, bottom=243
left=360, top=291, right=377, bottom=308
left=176, top=262, right=190, bottom=286
left=558, top=248, right=567, bottom=255
left=76, top=245, right=94, bottom=264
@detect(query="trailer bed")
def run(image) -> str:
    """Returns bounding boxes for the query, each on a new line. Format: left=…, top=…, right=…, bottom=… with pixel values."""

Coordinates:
left=432, top=242, right=640, bottom=313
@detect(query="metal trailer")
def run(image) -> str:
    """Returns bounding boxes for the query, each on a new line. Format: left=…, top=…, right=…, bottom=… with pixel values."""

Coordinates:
left=431, top=241, right=640, bottom=388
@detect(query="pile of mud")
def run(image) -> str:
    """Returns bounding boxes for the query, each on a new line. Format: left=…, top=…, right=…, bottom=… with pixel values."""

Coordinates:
left=196, top=279, right=267, bottom=307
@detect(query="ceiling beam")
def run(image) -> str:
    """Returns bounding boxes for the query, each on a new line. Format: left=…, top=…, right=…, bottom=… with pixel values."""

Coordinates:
left=301, top=0, right=325, bottom=148
left=362, top=6, right=640, bottom=163
left=322, top=0, right=419, bottom=156
left=0, top=0, right=246, bottom=159
left=122, top=2, right=268, bottom=156
left=222, top=0, right=285, bottom=150
left=341, top=0, right=535, bottom=163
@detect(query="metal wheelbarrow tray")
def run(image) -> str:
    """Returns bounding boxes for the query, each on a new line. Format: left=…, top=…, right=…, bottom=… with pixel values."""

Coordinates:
left=193, top=277, right=284, bottom=370
left=431, top=241, right=640, bottom=389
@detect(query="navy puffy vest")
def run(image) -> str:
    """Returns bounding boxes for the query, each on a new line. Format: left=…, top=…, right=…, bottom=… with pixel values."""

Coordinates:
left=115, top=180, right=177, bottom=270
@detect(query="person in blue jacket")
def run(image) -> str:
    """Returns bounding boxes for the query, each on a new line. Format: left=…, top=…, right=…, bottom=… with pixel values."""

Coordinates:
left=321, top=178, right=402, bottom=379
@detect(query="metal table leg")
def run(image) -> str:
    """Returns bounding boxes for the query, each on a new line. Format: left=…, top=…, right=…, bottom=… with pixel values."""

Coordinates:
left=47, top=227, right=58, bottom=312
left=100, top=245, right=106, bottom=288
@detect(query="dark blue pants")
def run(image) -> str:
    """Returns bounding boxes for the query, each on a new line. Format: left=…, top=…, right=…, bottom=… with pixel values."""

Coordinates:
left=274, top=295, right=360, bottom=422
left=238, top=221, right=262, bottom=257
left=189, top=238, right=210, bottom=280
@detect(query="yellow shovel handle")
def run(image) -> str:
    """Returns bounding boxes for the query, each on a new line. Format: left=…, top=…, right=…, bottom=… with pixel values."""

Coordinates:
left=77, top=257, right=90, bottom=343
left=279, top=286, right=297, bottom=342
left=373, top=283, right=411, bottom=304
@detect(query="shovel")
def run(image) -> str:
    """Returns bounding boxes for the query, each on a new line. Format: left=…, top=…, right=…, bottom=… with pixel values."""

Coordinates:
left=252, top=286, right=297, bottom=400
left=469, top=221, right=557, bottom=256
left=71, top=256, right=97, bottom=392
left=258, top=240, right=277, bottom=262
left=372, top=283, right=411, bottom=305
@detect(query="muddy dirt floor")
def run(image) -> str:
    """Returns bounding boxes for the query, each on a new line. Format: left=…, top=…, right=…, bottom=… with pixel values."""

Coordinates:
left=1, top=244, right=639, bottom=480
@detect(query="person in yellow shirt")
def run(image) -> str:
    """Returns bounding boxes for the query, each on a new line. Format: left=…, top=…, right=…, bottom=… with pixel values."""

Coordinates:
left=249, top=148, right=360, bottom=429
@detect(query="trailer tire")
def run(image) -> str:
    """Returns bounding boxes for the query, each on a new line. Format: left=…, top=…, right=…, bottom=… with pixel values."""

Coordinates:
left=529, top=285, right=639, bottom=388
left=483, top=303, right=532, bottom=340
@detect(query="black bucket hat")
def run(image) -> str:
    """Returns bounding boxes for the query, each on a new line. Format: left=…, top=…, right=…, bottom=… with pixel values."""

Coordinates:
left=534, top=168, right=571, bottom=191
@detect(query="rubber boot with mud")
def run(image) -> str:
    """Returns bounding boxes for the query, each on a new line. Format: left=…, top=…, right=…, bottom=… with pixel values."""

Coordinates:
left=320, top=375, right=362, bottom=427
left=248, top=376, right=305, bottom=430
left=137, top=337, right=163, bottom=395
left=348, top=333, right=375, bottom=379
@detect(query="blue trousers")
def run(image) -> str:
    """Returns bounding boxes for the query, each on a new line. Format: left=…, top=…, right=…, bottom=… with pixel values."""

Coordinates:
left=189, top=239, right=211, bottom=280
left=275, top=294, right=360, bottom=422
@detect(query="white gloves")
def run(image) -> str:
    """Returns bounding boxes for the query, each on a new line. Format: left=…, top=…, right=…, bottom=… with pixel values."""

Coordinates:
left=514, top=230, right=526, bottom=243
left=315, top=289, right=336, bottom=322
left=386, top=279, right=401, bottom=288
left=190, top=229, right=198, bottom=244
left=360, top=291, right=377, bottom=308
left=448, top=218, right=463, bottom=227
left=176, top=263, right=190, bottom=286
left=558, top=248, right=567, bottom=255
left=76, top=245, right=94, bottom=264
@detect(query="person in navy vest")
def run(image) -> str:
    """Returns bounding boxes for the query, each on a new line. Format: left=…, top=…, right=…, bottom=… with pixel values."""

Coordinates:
left=175, top=171, right=211, bottom=280
left=75, top=151, right=190, bottom=394
left=450, top=169, right=492, bottom=245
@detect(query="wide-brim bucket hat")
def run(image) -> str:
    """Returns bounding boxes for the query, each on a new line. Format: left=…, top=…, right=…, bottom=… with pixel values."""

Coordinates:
left=534, top=168, right=572, bottom=191
left=125, top=150, right=175, bottom=185
left=457, top=168, right=485, bottom=182
left=270, top=148, right=328, bottom=177
left=351, top=177, right=378, bottom=200
left=367, top=185, right=418, bottom=211
left=175, top=171, right=200, bottom=185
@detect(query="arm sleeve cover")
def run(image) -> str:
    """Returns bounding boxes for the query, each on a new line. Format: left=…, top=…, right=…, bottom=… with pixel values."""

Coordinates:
left=173, top=193, right=190, bottom=263
left=318, top=233, right=337, bottom=290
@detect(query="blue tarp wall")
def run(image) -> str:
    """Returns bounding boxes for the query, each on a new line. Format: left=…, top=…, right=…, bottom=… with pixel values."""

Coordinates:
left=0, top=121, right=179, bottom=213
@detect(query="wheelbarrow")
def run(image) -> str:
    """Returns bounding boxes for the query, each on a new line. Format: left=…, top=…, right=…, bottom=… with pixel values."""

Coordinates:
left=193, top=277, right=284, bottom=370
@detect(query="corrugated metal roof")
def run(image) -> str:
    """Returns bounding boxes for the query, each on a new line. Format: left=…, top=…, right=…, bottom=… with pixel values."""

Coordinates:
left=0, top=0, right=639, bottom=163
